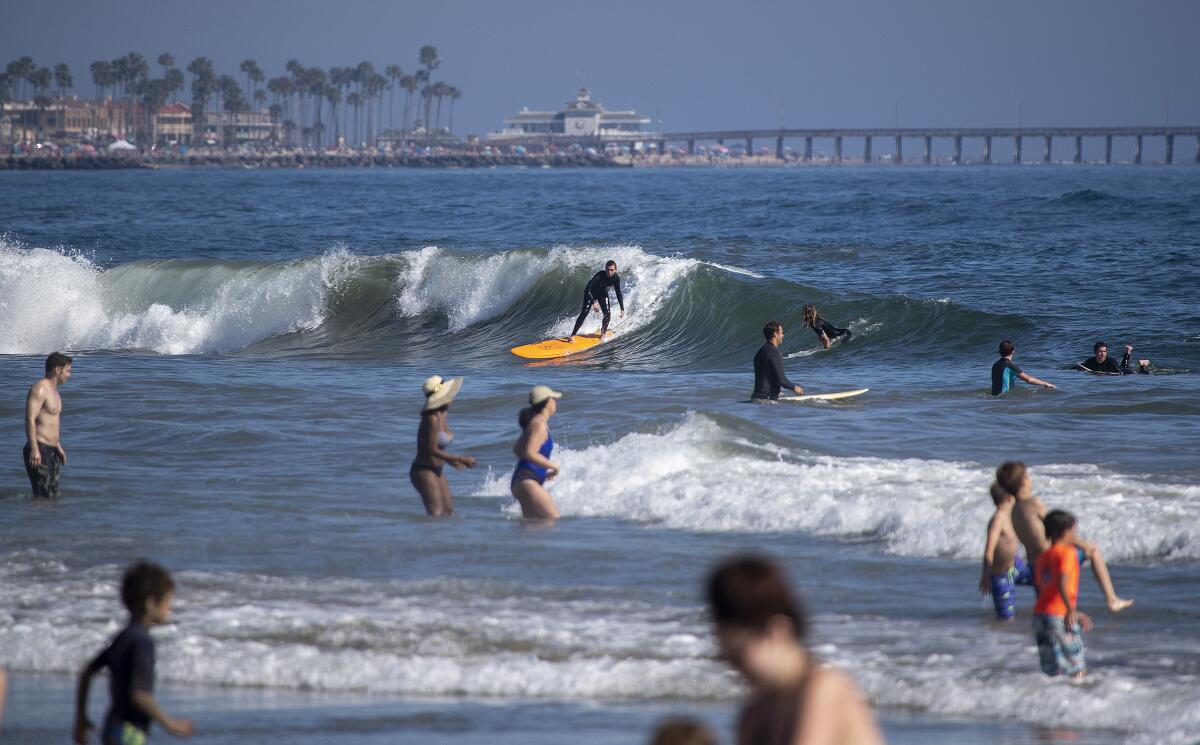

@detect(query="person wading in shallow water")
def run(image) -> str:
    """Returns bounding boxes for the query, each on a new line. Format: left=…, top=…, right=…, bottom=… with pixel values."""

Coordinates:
left=24, top=352, right=72, bottom=499
left=752, top=321, right=803, bottom=401
left=411, top=375, right=476, bottom=516
left=567, top=260, right=625, bottom=341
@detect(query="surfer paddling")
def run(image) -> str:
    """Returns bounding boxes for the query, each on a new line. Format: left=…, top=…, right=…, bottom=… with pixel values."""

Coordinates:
left=24, top=352, right=72, bottom=498
left=1076, top=341, right=1149, bottom=375
left=801, top=304, right=851, bottom=350
left=752, top=321, right=803, bottom=401
left=566, top=260, right=624, bottom=341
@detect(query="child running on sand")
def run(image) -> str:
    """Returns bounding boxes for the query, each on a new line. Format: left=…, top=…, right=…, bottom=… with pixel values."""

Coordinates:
left=73, top=561, right=194, bottom=745
left=979, top=482, right=1034, bottom=619
left=1034, top=510, right=1092, bottom=678
left=996, top=461, right=1134, bottom=614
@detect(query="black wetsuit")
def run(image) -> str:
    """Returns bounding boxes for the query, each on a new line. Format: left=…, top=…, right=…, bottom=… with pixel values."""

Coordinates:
left=570, top=270, right=625, bottom=337
left=811, top=317, right=851, bottom=343
left=1080, top=350, right=1144, bottom=374
left=752, top=342, right=798, bottom=400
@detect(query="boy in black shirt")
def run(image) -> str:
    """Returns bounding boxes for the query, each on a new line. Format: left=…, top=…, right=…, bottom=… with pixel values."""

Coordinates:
left=1077, top=341, right=1150, bottom=375
left=991, top=340, right=1056, bottom=396
left=74, top=561, right=193, bottom=745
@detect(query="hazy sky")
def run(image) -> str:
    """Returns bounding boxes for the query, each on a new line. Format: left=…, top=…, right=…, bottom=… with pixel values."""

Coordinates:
left=4, top=0, right=1198, bottom=137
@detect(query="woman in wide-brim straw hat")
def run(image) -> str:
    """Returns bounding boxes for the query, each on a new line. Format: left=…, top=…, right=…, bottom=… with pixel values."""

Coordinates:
left=411, top=375, right=476, bottom=516
left=509, top=384, right=563, bottom=520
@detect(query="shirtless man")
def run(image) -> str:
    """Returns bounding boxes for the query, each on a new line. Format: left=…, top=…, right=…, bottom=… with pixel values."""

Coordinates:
left=996, top=461, right=1134, bottom=614
left=24, top=352, right=72, bottom=498
left=979, top=483, right=1033, bottom=620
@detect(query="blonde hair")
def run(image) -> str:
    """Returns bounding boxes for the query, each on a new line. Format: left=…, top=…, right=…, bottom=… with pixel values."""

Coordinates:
left=802, top=304, right=818, bottom=328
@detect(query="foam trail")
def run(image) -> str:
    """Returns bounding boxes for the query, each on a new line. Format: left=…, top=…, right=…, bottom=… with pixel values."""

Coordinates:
left=478, top=414, right=1200, bottom=562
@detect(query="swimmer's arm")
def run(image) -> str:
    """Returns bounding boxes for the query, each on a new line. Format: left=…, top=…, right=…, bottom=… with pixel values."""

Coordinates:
left=422, top=418, right=471, bottom=468
left=792, top=670, right=883, bottom=745
left=131, top=690, right=194, bottom=738
left=519, top=421, right=559, bottom=472
left=73, top=653, right=106, bottom=744
left=25, top=384, right=45, bottom=464
left=820, top=333, right=831, bottom=350
left=1018, top=372, right=1056, bottom=390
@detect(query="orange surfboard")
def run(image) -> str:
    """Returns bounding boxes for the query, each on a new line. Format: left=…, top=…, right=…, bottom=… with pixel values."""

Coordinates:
left=510, top=332, right=611, bottom=359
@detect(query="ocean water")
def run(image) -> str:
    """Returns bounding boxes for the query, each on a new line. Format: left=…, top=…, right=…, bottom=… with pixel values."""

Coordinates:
left=1, top=166, right=1198, bottom=745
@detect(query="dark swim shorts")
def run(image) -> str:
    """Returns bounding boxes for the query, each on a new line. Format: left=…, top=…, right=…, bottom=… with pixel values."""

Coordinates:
left=23, top=442, right=63, bottom=498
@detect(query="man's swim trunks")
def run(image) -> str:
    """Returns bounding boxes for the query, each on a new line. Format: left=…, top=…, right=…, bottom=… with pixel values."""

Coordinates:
left=990, top=555, right=1034, bottom=619
left=22, top=442, right=63, bottom=498
left=1033, top=614, right=1086, bottom=676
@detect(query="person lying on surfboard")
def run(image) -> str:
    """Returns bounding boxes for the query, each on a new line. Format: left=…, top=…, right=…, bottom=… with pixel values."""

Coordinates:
left=566, top=260, right=625, bottom=341
left=752, top=320, right=803, bottom=401
left=801, top=304, right=852, bottom=350
left=1076, top=341, right=1149, bottom=375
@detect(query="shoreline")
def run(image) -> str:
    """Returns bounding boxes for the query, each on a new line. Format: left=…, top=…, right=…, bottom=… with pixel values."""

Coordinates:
left=0, top=151, right=630, bottom=171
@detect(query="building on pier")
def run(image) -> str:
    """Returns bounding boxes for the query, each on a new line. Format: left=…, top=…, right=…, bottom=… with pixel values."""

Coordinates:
left=488, top=88, right=654, bottom=144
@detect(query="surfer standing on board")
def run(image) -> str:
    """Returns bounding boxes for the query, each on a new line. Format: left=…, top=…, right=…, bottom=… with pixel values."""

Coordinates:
left=752, top=321, right=803, bottom=401
left=567, top=260, right=624, bottom=341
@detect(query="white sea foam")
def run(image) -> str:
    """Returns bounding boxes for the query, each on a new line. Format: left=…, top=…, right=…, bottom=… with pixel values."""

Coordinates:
left=1, top=553, right=1195, bottom=742
left=478, top=414, right=1200, bottom=562
left=0, top=241, right=358, bottom=355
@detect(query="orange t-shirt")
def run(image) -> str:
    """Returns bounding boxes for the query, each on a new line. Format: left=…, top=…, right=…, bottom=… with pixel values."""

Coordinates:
left=1034, top=542, right=1079, bottom=617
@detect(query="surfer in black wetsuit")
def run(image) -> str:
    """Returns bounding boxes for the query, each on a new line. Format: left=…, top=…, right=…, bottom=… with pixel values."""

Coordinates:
left=1077, top=341, right=1150, bottom=375
left=752, top=320, right=803, bottom=400
left=567, top=260, right=625, bottom=340
left=801, top=304, right=851, bottom=350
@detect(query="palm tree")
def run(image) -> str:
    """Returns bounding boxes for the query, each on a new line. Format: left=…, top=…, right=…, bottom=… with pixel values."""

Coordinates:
left=305, top=67, right=327, bottom=147
left=384, top=64, right=402, bottom=132
left=346, top=91, right=363, bottom=147
left=411, top=69, right=429, bottom=132
left=417, top=45, right=440, bottom=140
left=157, top=53, right=174, bottom=77
left=285, top=59, right=305, bottom=143
left=53, top=63, right=71, bottom=100
left=187, top=57, right=216, bottom=144
left=240, top=59, right=263, bottom=105
left=217, top=74, right=245, bottom=147
left=7, top=57, right=35, bottom=98
left=399, top=74, right=417, bottom=138
left=370, top=72, right=387, bottom=145
left=267, top=76, right=294, bottom=145
left=268, top=103, right=284, bottom=144
left=324, top=84, right=341, bottom=147
left=432, top=82, right=447, bottom=137
left=447, top=86, right=461, bottom=135
left=29, top=67, right=52, bottom=141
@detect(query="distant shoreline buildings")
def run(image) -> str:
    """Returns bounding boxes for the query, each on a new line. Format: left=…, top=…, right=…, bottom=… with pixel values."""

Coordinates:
left=488, top=88, right=656, bottom=146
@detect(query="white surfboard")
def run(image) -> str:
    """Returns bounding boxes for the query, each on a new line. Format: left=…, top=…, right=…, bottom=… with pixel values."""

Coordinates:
left=780, top=388, right=869, bottom=402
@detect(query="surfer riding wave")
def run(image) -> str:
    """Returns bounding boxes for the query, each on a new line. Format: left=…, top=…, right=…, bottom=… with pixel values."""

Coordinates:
left=567, top=260, right=625, bottom=340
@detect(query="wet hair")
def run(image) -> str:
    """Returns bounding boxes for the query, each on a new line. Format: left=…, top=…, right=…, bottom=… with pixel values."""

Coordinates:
left=121, top=560, right=175, bottom=618
left=1043, top=509, right=1077, bottom=541
left=45, top=352, right=73, bottom=374
left=995, top=461, right=1027, bottom=497
left=605, top=260, right=617, bottom=270
left=1094, top=341, right=1107, bottom=354
left=762, top=320, right=783, bottom=340
left=998, top=340, right=1014, bottom=357
left=801, top=304, right=818, bottom=329
left=707, top=555, right=808, bottom=639
left=989, top=481, right=1011, bottom=506
left=517, top=398, right=551, bottom=429
left=648, top=718, right=717, bottom=745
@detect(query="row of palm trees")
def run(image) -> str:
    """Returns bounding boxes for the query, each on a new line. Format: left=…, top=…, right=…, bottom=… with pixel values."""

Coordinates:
left=2, top=46, right=462, bottom=149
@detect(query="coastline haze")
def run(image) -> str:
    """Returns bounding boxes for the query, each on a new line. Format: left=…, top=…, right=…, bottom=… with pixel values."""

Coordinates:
left=3, top=0, right=1198, bottom=144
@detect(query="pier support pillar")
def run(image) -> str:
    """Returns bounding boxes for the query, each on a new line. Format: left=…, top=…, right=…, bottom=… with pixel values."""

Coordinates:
left=834, top=136, right=843, bottom=163
left=1165, top=134, right=1174, bottom=164
left=1105, top=135, right=1112, bottom=164
left=983, top=136, right=992, bottom=164
left=952, top=136, right=962, bottom=164
left=863, top=136, right=872, bottom=164
left=746, top=137, right=754, bottom=156
left=687, top=139, right=695, bottom=155
left=1134, top=135, right=1142, bottom=164
left=1043, top=135, right=1052, bottom=163
left=1073, top=136, right=1083, bottom=164
left=658, top=140, right=666, bottom=157
left=1195, top=135, right=1200, bottom=164
left=894, top=135, right=903, bottom=164
left=776, top=135, right=784, bottom=160
left=1014, top=136, right=1022, bottom=164
left=804, top=136, right=813, bottom=162
left=923, top=136, right=932, bottom=164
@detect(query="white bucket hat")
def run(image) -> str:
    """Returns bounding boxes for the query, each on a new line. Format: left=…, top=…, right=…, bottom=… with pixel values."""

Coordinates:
left=422, top=375, right=463, bottom=412
left=529, top=385, right=563, bottom=405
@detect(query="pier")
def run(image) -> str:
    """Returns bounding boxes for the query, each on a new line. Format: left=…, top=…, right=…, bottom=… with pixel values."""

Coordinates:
left=503, top=126, right=1200, bottom=164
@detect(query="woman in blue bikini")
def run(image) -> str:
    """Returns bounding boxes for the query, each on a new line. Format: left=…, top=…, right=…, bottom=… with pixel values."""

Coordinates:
left=510, top=385, right=563, bottom=520
left=411, top=375, right=476, bottom=516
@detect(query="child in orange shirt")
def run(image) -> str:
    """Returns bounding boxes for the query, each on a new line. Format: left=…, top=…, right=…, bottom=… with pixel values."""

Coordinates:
left=1033, top=510, right=1092, bottom=678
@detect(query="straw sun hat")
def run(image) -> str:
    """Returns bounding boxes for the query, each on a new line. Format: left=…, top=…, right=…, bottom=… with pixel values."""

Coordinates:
left=422, top=375, right=463, bottom=412
left=529, top=385, right=563, bottom=405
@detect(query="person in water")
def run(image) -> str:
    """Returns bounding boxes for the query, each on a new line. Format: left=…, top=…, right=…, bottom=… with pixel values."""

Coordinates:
left=510, top=385, right=563, bottom=520
left=24, top=352, right=72, bottom=498
left=997, top=461, right=1133, bottom=614
left=1077, top=341, right=1150, bottom=375
left=752, top=320, right=803, bottom=401
left=991, top=340, right=1056, bottom=395
left=801, top=304, right=851, bottom=350
left=411, top=375, right=476, bottom=516
left=707, top=555, right=884, bottom=745
left=1033, top=509, right=1091, bottom=678
left=979, top=482, right=1034, bottom=620
left=567, top=260, right=625, bottom=340
left=73, top=561, right=195, bottom=745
